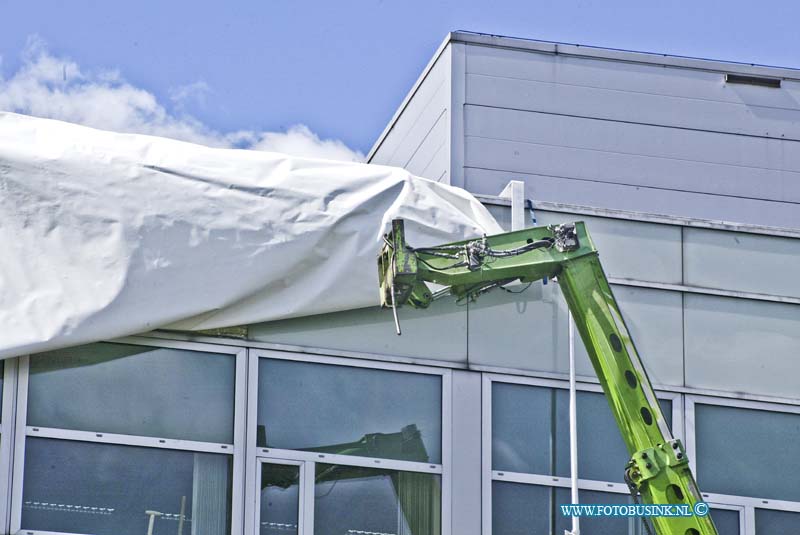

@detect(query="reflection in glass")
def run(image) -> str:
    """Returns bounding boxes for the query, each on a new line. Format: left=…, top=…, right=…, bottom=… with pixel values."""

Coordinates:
left=21, top=438, right=232, bottom=535
left=710, top=509, right=740, bottom=535
left=260, top=463, right=300, bottom=535
left=755, top=508, right=799, bottom=532
left=492, top=482, right=646, bottom=535
left=258, top=359, right=441, bottom=463
left=314, top=463, right=440, bottom=535
left=696, top=403, right=800, bottom=502
left=28, top=342, right=236, bottom=443
left=492, top=384, right=672, bottom=482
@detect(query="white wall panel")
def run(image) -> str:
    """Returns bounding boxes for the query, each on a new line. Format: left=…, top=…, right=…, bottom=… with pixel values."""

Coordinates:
left=463, top=167, right=800, bottom=229
left=684, top=228, right=800, bottom=298
left=684, top=294, right=800, bottom=399
left=535, top=211, right=683, bottom=284
left=465, top=44, right=800, bottom=141
left=249, top=299, right=467, bottom=364
left=370, top=46, right=451, bottom=183
left=466, top=72, right=800, bottom=143
left=405, top=108, right=449, bottom=181
left=450, top=370, right=482, bottom=535
left=573, top=285, right=684, bottom=387
left=463, top=106, right=800, bottom=203
left=467, top=281, right=569, bottom=374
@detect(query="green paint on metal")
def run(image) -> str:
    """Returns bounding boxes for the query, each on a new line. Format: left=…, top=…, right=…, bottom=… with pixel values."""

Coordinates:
left=379, top=219, right=718, bottom=535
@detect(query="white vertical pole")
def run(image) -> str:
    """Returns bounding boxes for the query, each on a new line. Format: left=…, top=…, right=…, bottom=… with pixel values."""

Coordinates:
left=498, top=180, right=525, bottom=232
left=566, top=314, right=580, bottom=535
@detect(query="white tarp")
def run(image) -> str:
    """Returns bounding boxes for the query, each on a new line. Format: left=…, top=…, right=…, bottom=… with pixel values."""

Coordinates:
left=0, top=112, right=502, bottom=358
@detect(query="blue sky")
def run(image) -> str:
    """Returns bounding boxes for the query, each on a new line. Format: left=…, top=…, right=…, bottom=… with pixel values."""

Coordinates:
left=1, top=0, right=798, bottom=159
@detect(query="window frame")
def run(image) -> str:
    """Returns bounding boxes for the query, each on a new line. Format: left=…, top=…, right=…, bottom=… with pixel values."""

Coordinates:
left=255, top=456, right=308, bottom=535
left=685, top=394, right=800, bottom=530
left=245, top=349, right=452, bottom=535
left=10, top=337, right=248, bottom=535
left=0, top=359, right=19, bottom=534
left=481, top=373, right=682, bottom=535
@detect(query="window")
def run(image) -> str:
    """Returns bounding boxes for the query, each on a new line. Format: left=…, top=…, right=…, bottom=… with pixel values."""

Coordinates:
left=21, top=438, right=233, bottom=535
left=694, top=402, right=800, bottom=501
left=490, top=380, right=674, bottom=482
left=260, top=461, right=302, bottom=535
left=12, top=340, right=245, bottom=535
left=0, top=359, right=13, bottom=534
left=256, top=357, right=442, bottom=463
left=314, top=464, right=441, bottom=535
left=688, top=396, right=800, bottom=533
left=485, top=375, right=685, bottom=535
left=27, top=342, right=235, bottom=443
left=492, top=482, right=648, bottom=535
left=248, top=351, right=447, bottom=535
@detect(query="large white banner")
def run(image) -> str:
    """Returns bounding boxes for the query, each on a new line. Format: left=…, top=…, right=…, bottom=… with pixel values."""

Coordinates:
left=0, top=112, right=501, bottom=358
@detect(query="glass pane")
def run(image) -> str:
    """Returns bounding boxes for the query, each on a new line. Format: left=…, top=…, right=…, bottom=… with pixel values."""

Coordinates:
left=22, top=437, right=232, bottom=535
left=314, top=463, right=440, bottom=535
left=258, top=359, right=442, bottom=463
left=492, top=482, right=645, bottom=535
left=28, top=342, right=236, bottom=443
left=695, top=403, right=800, bottom=501
left=710, top=508, right=740, bottom=535
left=555, top=391, right=673, bottom=482
left=492, top=383, right=554, bottom=475
left=492, top=383, right=672, bottom=482
left=755, top=509, right=800, bottom=532
left=260, top=463, right=300, bottom=535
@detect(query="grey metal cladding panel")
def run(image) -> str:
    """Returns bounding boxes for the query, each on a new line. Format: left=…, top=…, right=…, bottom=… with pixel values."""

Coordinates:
left=369, top=49, right=450, bottom=171
left=684, top=294, right=800, bottom=399
left=464, top=44, right=800, bottom=140
left=463, top=106, right=800, bottom=203
left=483, top=203, right=537, bottom=232
left=465, top=71, right=800, bottom=143
left=462, top=167, right=800, bottom=229
left=684, top=228, right=800, bottom=298
left=535, top=210, right=682, bottom=284
left=467, top=281, right=569, bottom=374
left=574, top=285, right=684, bottom=387
left=404, top=108, right=449, bottom=181
left=466, top=104, right=800, bottom=174
left=450, top=370, right=482, bottom=535
left=248, top=298, right=467, bottom=363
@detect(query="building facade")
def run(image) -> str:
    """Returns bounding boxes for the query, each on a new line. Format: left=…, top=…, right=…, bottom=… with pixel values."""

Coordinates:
left=1, top=32, right=800, bottom=535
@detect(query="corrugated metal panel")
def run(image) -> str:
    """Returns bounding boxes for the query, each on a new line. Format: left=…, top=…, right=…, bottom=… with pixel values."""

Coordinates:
left=248, top=300, right=467, bottom=363
left=535, top=211, right=683, bottom=285
left=684, top=294, right=800, bottom=399
left=683, top=228, right=800, bottom=298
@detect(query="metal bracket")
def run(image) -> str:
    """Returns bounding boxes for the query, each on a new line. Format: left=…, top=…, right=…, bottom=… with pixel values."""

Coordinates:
left=552, top=223, right=580, bottom=252
left=625, top=439, right=689, bottom=489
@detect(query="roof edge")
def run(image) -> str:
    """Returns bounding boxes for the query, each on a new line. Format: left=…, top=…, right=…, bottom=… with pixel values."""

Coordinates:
left=450, top=30, right=800, bottom=81
left=477, top=194, right=800, bottom=239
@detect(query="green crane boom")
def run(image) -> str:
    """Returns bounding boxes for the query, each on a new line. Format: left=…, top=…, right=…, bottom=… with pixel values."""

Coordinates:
left=378, top=219, right=718, bottom=535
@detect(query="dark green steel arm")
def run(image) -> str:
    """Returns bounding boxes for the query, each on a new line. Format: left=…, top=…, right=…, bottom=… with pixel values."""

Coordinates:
left=378, top=219, right=717, bottom=535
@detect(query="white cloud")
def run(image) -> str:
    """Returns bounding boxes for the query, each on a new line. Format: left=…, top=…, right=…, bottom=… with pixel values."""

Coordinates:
left=0, top=37, right=364, bottom=162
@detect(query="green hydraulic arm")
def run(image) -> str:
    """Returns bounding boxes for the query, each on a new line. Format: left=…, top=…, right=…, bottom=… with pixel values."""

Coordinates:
left=378, top=219, right=717, bottom=535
